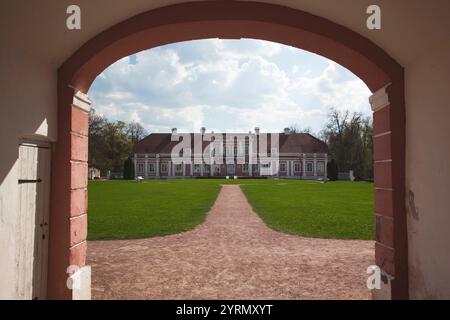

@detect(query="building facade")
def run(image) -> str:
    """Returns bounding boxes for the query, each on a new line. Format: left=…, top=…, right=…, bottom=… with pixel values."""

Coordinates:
left=133, top=128, right=329, bottom=179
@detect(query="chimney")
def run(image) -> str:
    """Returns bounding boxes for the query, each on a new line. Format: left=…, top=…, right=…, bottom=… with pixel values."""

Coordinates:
left=171, top=128, right=177, bottom=134
left=284, top=127, right=291, bottom=135
left=201, top=127, right=206, bottom=135
left=254, top=127, right=260, bottom=135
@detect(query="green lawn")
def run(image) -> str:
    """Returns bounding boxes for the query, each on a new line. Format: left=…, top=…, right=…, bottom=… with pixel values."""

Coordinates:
left=88, top=179, right=374, bottom=240
left=87, top=179, right=221, bottom=240
left=240, top=180, right=374, bottom=240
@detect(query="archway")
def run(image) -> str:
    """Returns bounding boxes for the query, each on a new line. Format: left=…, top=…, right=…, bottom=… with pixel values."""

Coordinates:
left=49, top=1, right=407, bottom=299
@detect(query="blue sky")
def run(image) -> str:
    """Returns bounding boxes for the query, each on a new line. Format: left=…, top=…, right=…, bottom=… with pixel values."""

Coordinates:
left=88, top=39, right=371, bottom=135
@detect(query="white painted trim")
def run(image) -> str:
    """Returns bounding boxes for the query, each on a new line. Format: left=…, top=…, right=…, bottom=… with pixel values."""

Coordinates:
left=375, top=213, right=394, bottom=221
left=375, top=187, right=394, bottom=192
left=156, top=154, right=160, bottom=177
left=302, top=155, right=306, bottom=177
left=313, top=153, right=317, bottom=177
left=369, top=83, right=391, bottom=112
left=374, top=131, right=392, bottom=138
left=376, top=241, right=395, bottom=251
left=71, top=265, right=91, bottom=300
left=69, top=213, right=87, bottom=221
left=72, top=91, right=92, bottom=112
left=69, top=239, right=86, bottom=250
left=133, top=154, right=137, bottom=177
left=144, top=155, right=148, bottom=177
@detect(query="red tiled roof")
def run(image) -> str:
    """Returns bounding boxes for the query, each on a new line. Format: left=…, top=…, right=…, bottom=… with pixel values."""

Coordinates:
left=133, top=133, right=328, bottom=154
left=279, top=133, right=329, bottom=153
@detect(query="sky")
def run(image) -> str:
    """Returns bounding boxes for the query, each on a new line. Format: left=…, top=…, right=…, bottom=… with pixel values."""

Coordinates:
left=88, top=39, right=371, bottom=135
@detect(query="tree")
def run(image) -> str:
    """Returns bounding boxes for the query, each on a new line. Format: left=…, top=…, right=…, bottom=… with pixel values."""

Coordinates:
left=327, top=159, right=338, bottom=181
left=102, top=121, right=133, bottom=173
left=361, top=117, right=373, bottom=179
left=287, top=125, right=312, bottom=134
left=320, top=108, right=373, bottom=180
left=88, top=109, right=110, bottom=175
left=127, top=121, right=148, bottom=145
left=88, top=109, right=147, bottom=177
left=123, top=157, right=135, bottom=179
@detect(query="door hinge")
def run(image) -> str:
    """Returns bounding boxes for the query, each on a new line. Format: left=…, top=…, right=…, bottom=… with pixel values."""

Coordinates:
left=18, top=179, right=42, bottom=184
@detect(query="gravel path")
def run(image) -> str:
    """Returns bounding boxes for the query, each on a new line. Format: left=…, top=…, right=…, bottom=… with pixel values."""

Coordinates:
left=88, top=185, right=374, bottom=299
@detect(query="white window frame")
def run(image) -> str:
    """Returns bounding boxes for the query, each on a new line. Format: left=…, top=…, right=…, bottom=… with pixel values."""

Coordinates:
left=317, top=161, right=325, bottom=174
left=194, top=164, right=201, bottom=173
left=137, top=162, right=144, bottom=174
left=175, top=164, right=183, bottom=173
left=306, top=162, right=313, bottom=172
left=160, top=163, right=168, bottom=173
left=294, top=162, right=301, bottom=172
left=279, top=162, right=287, bottom=172
left=148, top=163, right=155, bottom=173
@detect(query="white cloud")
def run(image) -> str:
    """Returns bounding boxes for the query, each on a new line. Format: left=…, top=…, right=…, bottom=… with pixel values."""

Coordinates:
left=89, top=39, right=371, bottom=135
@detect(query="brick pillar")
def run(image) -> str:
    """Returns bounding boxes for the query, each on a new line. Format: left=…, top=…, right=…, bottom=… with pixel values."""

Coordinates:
left=48, top=88, right=90, bottom=299
left=370, top=83, right=408, bottom=300
left=69, top=91, right=90, bottom=299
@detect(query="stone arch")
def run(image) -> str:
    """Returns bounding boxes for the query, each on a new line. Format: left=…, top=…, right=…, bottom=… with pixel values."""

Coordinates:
left=49, top=1, right=407, bottom=299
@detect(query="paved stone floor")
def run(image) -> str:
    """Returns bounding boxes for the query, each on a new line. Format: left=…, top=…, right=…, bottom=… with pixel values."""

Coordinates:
left=88, top=185, right=374, bottom=299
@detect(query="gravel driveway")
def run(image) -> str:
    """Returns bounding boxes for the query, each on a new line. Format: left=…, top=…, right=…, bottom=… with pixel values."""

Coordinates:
left=88, top=185, right=374, bottom=299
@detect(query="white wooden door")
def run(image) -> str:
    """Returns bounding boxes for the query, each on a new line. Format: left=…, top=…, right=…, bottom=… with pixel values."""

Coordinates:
left=17, top=141, right=51, bottom=299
